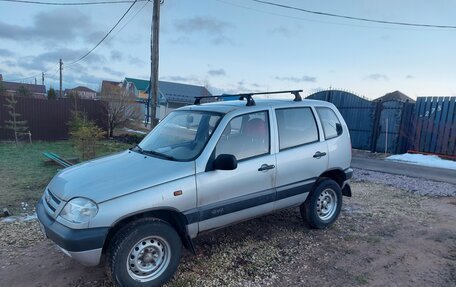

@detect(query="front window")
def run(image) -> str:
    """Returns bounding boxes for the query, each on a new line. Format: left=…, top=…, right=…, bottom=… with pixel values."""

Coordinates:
left=137, top=110, right=221, bottom=161
left=215, top=111, right=270, bottom=161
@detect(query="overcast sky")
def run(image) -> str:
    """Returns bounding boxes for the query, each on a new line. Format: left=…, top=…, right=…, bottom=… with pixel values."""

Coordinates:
left=0, top=0, right=455, bottom=99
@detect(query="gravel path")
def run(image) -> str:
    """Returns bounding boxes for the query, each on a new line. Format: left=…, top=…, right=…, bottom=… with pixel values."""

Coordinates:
left=352, top=167, right=456, bottom=197
left=1, top=169, right=455, bottom=287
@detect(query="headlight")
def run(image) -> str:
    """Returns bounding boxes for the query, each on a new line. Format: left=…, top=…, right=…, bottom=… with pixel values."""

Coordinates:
left=60, top=198, right=98, bottom=223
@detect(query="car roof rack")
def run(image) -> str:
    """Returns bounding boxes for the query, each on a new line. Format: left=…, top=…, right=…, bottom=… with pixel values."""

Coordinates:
left=194, top=89, right=303, bottom=106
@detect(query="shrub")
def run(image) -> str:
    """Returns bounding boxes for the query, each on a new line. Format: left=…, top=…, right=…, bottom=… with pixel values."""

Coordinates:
left=69, top=111, right=105, bottom=160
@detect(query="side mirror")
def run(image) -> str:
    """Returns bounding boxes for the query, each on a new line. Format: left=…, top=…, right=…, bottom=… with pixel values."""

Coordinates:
left=336, top=123, right=343, bottom=136
left=213, top=154, right=237, bottom=170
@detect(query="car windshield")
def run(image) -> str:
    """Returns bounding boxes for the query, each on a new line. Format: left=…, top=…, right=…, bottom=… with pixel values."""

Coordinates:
left=137, top=110, right=222, bottom=161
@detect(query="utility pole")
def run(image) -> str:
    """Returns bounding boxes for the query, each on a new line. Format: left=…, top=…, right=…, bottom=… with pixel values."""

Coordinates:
left=41, top=72, right=44, bottom=85
left=147, top=0, right=161, bottom=128
left=59, top=59, right=63, bottom=98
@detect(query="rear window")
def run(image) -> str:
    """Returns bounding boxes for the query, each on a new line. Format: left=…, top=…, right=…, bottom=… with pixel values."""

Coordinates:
left=316, top=107, right=341, bottom=139
left=276, top=107, right=319, bottom=150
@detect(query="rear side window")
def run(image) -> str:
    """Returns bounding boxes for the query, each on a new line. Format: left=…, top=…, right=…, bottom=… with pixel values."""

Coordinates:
left=276, top=107, right=319, bottom=150
left=316, top=107, right=341, bottom=139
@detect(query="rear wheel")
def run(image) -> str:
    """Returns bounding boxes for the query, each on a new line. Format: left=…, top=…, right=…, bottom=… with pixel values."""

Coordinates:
left=300, top=179, right=342, bottom=229
left=106, top=218, right=182, bottom=287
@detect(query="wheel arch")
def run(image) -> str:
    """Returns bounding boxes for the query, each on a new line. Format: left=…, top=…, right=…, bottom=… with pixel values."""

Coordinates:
left=102, top=208, right=196, bottom=255
left=316, top=168, right=346, bottom=186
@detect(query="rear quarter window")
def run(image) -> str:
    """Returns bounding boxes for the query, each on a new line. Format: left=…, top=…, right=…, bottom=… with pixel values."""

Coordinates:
left=316, top=107, right=341, bottom=139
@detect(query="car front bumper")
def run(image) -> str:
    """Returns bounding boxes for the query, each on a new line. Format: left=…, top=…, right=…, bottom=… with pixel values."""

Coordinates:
left=36, top=198, right=109, bottom=266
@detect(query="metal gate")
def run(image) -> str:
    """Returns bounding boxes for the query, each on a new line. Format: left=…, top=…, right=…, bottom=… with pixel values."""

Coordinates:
left=373, top=100, right=415, bottom=154
left=307, top=90, right=375, bottom=150
left=307, top=90, right=415, bottom=154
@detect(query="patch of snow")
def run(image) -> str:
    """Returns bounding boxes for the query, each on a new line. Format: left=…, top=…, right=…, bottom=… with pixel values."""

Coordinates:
left=1, top=213, right=37, bottom=223
left=386, top=153, right=456, bottom=170
left=123, top=128, right=147, bottom=135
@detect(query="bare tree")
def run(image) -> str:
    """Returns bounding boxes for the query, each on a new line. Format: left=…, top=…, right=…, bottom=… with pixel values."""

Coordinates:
left=101, top=84, right=140, bottom=137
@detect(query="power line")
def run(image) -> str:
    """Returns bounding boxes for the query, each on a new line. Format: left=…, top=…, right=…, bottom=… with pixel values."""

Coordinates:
left=66, top=0, right=138, bottom=66
left=64, top=1, right=148, bottom=71
left=217, top=0, right=428, bottom=31
left=250, top=0, right=456, bottom=29
left=111, top=0, right=150, bottom=38
left=6, top=63, right=60, bottom=83
left=0, top=0, right=147, bottom=5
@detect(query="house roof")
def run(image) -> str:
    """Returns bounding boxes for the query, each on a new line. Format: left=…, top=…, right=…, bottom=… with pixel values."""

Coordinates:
left=124, top=77, right=212, bottom=104
left=1, top=81, right=46, bottom=94
left=375, top=90, right=415, bottom=103
left=68, top=86, right=97, bottom=93
left=124, top=77, right=149, bottom=91
left=102, top=80, right=122, bottom=87
left=158, top=81, right=211, bottom=103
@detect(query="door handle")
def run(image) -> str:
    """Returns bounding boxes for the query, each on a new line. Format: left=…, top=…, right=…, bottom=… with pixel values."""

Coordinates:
left=313, top=151, right=327, bottom=158
left=258, top=164, right=275, bottom=171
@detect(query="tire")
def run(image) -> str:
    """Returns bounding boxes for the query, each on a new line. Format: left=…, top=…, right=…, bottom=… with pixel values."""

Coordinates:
left=106, top=218, right=182, bottom=287
left=300, top=179, right=342, bottom=229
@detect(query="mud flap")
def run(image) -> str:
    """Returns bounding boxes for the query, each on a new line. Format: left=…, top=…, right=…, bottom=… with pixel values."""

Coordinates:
left=342, top=183, right=352, bottom=197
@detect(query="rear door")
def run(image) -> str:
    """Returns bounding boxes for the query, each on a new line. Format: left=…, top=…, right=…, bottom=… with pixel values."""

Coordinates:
left=315, top=106, right=351, bottom=170
left=196, top=110, right=276, bottom=232
left=273, top=106, right=328, bottom=210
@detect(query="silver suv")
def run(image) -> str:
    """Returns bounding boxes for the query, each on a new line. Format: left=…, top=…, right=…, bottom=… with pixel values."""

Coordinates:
left=37, top=91, right=352, bottom=287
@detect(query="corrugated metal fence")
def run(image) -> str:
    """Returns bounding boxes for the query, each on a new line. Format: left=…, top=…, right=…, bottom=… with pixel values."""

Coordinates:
left=307, top=90, right=415, bottom=154
left=307, top=90, right=375, bottom=150
left=0, top=96, right=107, bottom=141
left=412, top=97, right=456, bottom=156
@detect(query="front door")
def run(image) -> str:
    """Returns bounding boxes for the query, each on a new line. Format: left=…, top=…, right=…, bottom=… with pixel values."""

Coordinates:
left=196, top=110, right=276, bottom=232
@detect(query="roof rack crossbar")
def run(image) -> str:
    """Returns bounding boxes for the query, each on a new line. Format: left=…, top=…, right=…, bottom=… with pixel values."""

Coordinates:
left=194, top=89, right=303, bottom=105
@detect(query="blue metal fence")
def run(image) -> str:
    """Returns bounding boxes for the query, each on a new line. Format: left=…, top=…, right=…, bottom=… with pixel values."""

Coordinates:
left=307, top=90, right=375, bottom=150
left=307, top=90, right=415, bottom=154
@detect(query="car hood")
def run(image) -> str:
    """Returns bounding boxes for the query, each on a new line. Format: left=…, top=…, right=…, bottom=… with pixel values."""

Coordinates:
left=47, top=150, right=195, bottom=203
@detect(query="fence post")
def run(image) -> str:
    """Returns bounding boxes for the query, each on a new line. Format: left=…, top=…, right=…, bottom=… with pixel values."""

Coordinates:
left=396, top=101, right=414, bottom=154
left=370, top=100, right=383, bottom=152
left=385, top=117, right=388, bottom=154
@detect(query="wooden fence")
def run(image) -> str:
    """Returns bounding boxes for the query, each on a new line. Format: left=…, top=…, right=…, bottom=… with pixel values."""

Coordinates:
left=0, top=96, right=107, bottom=141
left=411, top=97, right=456, bottom=156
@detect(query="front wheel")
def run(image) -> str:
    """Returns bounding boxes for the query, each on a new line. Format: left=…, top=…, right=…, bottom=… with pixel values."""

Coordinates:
left=300, top=179, right=342, bottom=229
left=106, top=218, right=182, bottom=287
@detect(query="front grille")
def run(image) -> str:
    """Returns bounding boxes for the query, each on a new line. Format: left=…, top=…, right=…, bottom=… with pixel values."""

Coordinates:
left=43, top=189, right=63, bottom=216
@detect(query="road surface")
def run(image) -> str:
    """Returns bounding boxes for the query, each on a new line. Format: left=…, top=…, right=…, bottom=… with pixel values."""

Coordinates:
left=352, top=156, right=456, bottom=185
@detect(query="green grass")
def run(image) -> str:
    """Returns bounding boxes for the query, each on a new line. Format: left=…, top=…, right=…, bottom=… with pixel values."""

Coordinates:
left=355, top=275, right=369, bottom=285
left=0, top=140, right=130, bottom=215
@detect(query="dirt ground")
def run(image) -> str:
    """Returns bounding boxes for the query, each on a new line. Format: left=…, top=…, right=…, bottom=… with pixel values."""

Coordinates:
left=1, top=180, right=455, bottom=287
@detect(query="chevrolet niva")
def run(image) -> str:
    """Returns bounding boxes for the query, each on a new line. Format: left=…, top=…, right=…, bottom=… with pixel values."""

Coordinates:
left=37, top=90, right=352, bottom=287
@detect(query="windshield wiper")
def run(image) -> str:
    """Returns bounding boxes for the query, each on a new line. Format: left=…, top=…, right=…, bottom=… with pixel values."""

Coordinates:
left=130, top=144, right=176, bottom=160
left=130, top=144, right=144, bottom=153
left=142, top=150, right=176, bottom=161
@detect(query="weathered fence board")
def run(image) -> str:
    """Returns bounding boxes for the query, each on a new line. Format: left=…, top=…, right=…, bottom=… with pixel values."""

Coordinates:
left=412, top=96, right=456, bottom=156
left=0, top=96, right=107, bottom=141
